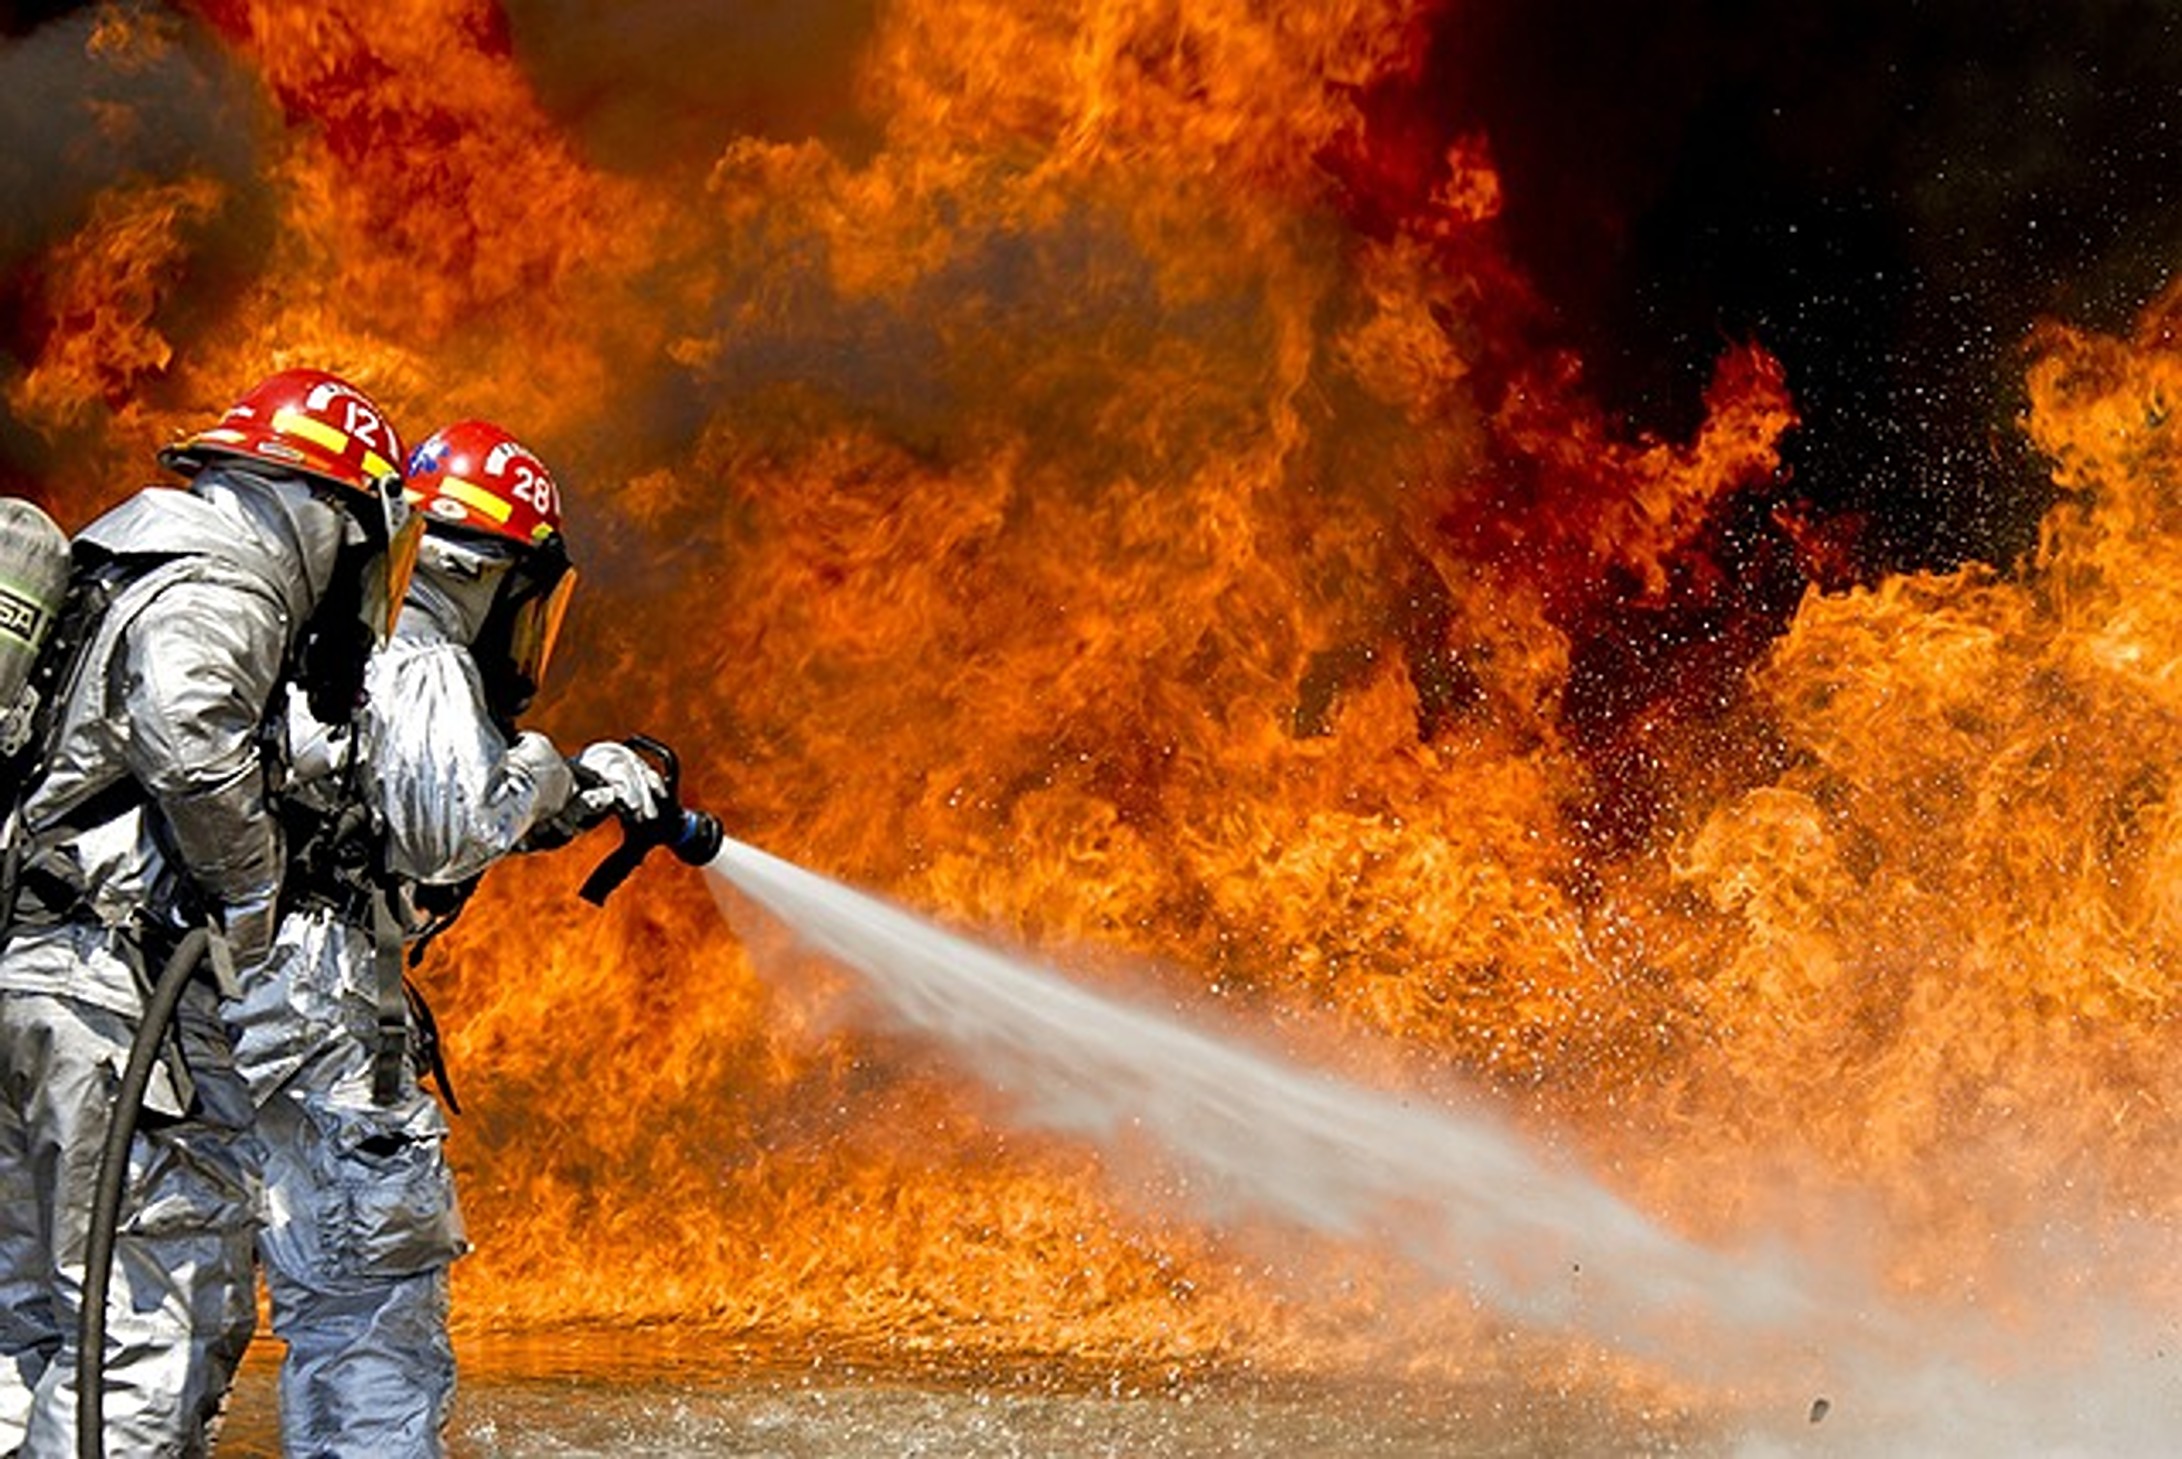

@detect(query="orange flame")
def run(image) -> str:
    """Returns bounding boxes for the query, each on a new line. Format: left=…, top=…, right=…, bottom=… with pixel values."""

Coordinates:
left=9, top=0, right=2174, bottom=1398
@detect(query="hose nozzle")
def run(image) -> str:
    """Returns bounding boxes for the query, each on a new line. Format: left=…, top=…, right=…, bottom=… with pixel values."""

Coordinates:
left=578, top=734, right=721, bottom=904
left=669, top=806, right=724, bottom=866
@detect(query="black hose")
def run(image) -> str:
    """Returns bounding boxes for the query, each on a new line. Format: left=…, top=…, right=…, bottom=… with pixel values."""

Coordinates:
left=77, top=926, right=208, bottom=1459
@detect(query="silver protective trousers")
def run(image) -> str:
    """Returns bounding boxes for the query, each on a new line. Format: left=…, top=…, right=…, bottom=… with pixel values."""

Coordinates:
left=0, top=986, right=258, bottom=1457
left=237, top=906, right=466, bottom=1458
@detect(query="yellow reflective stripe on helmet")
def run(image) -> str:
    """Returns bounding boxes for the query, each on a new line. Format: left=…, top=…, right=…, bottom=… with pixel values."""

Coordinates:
left=439, top=476, right=514, bottom=523
left=269, top=406, right=395, bottom=481
left=273, top=406, right=348, bottom=457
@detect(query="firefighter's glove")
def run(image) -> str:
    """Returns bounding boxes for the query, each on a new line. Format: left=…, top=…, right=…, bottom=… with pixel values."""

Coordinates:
left=569, top=740, right=666, bottom=830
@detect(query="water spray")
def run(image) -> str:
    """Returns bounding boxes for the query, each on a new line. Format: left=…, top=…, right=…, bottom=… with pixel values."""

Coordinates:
left=567, top=759, right=1821, bottom=1360
left=698, top=836, right=1825, bottom=1375
left=482, top=742, right=2137, bottom=1449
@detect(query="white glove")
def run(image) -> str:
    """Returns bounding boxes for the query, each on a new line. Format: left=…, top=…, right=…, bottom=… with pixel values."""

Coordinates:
left=571, top=740, right=665, bottom=827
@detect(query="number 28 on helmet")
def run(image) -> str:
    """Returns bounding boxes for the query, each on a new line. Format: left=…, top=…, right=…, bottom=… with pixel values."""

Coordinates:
left=403, top=419, right=578, bottom=699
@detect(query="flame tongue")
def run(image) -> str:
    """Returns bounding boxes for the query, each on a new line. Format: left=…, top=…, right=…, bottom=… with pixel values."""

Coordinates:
left=3, top=0, right=2174, bottom=1403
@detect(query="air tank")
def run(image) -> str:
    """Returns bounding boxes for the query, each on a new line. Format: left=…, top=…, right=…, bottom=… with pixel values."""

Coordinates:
left=0, top=498, right=71, bottom=755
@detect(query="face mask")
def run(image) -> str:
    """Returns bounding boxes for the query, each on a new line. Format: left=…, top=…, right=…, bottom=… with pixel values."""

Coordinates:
left=471, top=535, right=575, bottom=725
left=505, top=561, right=576, bottom=693
left=296, top=543, right=376, bottom=724
left=369, top=502, right=423, bottom=643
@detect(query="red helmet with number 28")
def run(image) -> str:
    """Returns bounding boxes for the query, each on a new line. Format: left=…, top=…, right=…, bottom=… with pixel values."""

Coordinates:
left=404, top=419, right=577, bottom=699
left=403, top=418, right=564, bottom=548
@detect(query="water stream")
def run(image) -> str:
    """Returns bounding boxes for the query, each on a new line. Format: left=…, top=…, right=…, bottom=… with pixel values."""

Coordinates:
left=700, top=838, right=2182, bottom=1456
left=704, top=842, right=1818, bottom=1369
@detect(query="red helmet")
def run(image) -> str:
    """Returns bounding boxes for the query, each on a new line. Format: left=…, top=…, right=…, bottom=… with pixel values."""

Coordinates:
left=162, top=368, right=420, bottom=645
left=406, top=420, right=577, bottom=701
left=160, top=367, right=406, bottom=498
left=403, top=418, right=564, bottom=549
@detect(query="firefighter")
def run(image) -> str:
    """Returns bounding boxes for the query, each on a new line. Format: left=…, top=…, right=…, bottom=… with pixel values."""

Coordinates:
left=224, top=419, right=662, bottom=1455
left=0, top=368, right=419, bottom=1455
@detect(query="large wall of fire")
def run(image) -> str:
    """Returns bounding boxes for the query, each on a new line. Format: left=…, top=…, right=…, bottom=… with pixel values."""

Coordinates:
left=6, top=0, right=2182, bottom=1382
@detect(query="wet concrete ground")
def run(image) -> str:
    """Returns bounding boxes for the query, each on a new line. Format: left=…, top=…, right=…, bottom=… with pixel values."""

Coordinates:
left=213, top=1337, right=1724, bottom=1457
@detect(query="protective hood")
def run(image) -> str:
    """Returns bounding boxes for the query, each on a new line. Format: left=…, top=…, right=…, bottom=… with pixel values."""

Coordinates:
left=78, top=467, right=348, bottom=628
left=398, top=529, right=571, bottom=724
left=401, top=533, right=510, bottom=646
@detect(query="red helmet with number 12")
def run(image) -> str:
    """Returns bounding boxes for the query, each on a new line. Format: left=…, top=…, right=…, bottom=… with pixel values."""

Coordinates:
left=160, top=367, right=420, bottom=642
left=161, top=366, right=406, bottom=498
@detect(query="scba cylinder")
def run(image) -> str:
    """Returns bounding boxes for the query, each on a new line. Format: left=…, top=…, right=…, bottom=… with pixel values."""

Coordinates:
left=0, top=498, right=71, bottom=746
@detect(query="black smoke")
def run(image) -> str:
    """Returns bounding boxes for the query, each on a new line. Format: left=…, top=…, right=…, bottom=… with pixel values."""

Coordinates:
left=0, top=1, right=273, bottom=495
left=1436, top=0, right=2182, bottom=576
left=502, top=0, right=883, bottom=173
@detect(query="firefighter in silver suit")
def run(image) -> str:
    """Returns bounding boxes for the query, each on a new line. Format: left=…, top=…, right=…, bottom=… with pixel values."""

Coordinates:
left=225, top=419, right=661, bottom=1456
left=0, top=368, right=419, bottom=1456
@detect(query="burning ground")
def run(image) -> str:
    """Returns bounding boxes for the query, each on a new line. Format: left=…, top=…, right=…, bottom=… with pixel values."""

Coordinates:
left=7, top=0, right=2182, bottom=1436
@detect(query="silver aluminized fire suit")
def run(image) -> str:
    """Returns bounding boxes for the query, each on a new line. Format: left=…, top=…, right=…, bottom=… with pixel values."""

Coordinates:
left=224, top=546, right=649, bottom=1457
left=0, top=468, right=356, bottom=1456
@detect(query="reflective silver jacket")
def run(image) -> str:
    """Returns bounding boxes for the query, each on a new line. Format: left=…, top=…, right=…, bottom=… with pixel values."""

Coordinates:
left=278, top=572, right=576, bottom=915
left=362, top=586, right=576, bottom=888
left=0, top=472, right=343, bottom=1016
left=231, top=579, right=573, bottom=1106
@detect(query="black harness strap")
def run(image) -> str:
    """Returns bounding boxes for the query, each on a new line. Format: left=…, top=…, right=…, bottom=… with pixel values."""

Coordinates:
left=367, top=884, right=408, bottom=1106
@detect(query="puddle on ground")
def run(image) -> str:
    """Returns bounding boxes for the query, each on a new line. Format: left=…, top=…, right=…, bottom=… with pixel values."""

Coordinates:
left=212, top=1333, right=1726, bottom=1457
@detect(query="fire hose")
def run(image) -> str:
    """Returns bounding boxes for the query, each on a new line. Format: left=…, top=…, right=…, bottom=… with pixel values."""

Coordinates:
left=78, top=925, right=211, bottom=1459
left=75, top=737, right=718, bottom=1455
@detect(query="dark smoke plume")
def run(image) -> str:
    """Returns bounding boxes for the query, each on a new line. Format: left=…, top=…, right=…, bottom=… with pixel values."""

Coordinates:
left=503, top=0, right=883, bottom=171
left=0, top=2, right=272, bottom=491
left=1434, top=0, right=2182, bottom=575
